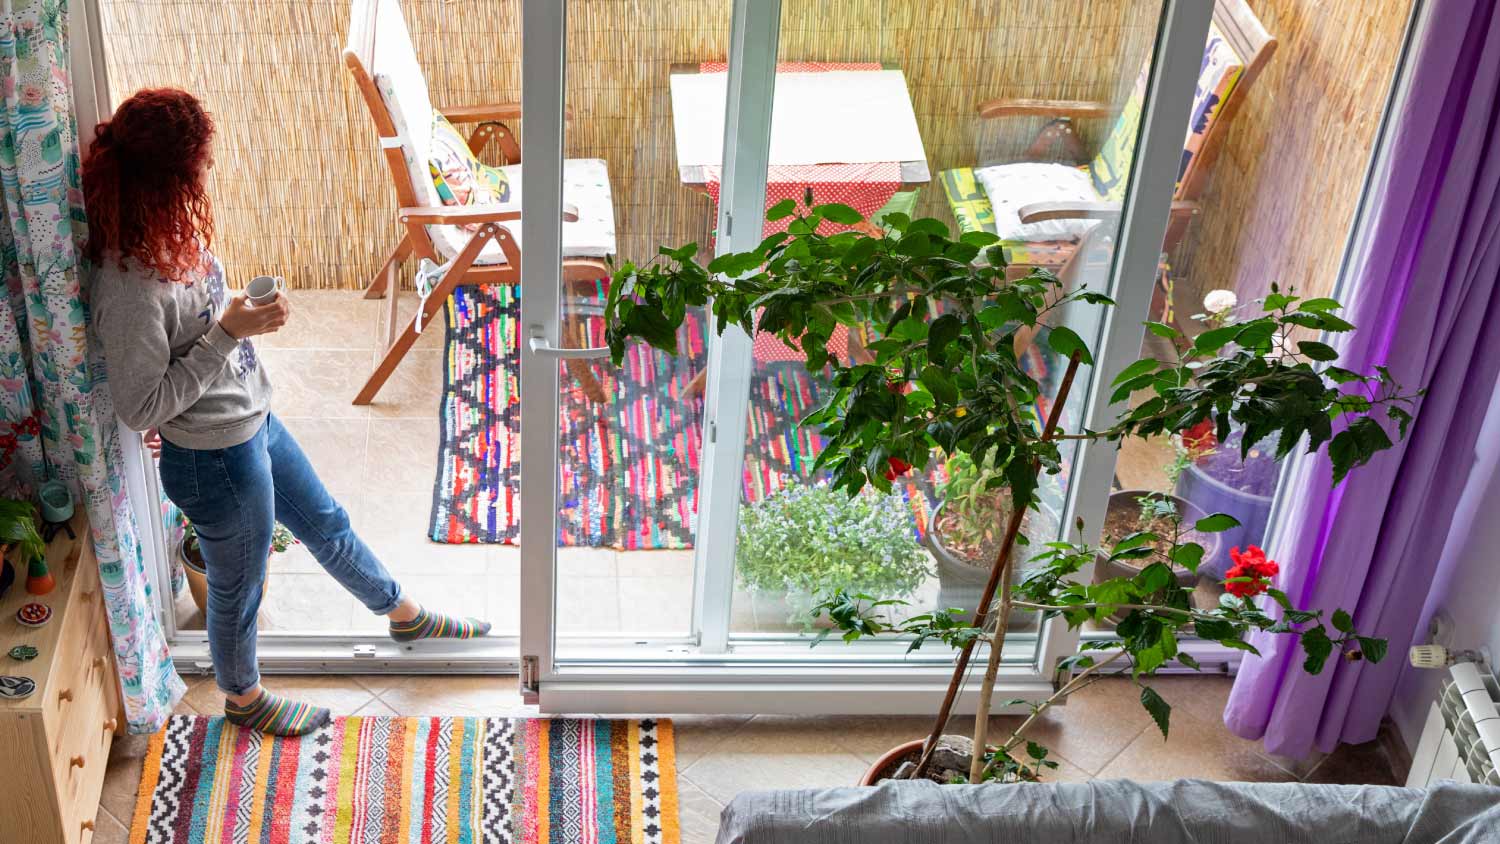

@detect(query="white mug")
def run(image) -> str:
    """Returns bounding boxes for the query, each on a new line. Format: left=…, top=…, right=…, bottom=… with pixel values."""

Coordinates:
left=246, top=275, right=287, bottom=306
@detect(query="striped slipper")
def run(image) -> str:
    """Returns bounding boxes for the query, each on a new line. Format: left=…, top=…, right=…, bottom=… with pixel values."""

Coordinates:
left=389, top=605, right=493, bottom=643
left=224, top=690, right=331, bottom=737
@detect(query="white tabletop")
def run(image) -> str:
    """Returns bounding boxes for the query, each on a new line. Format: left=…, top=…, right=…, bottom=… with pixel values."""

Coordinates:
left=669, top=69, right=930, bottom=184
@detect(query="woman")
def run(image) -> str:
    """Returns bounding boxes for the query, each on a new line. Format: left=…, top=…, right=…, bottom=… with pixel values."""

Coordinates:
left=85, top=88, right=490, bottom=736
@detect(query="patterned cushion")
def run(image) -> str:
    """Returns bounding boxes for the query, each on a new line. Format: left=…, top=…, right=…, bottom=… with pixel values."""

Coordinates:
left=939, top=167, right=1079, bottom=267
left=428, top=113, right=512, bottom=211
left=1090, top=22, right=1245, bottom=200
left=427, top=158, right=618, bottom=266
left=974, top=162, right=1101, bottom=241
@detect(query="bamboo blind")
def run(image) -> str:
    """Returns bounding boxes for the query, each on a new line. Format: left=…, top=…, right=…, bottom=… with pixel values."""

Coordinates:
left=96, top=0, right=1159, bottom=290
left=1169, top=0, right=1414, bottom=311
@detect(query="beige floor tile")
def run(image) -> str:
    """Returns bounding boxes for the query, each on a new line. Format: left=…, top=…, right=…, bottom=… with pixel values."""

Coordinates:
left=617, top=576, right=693, bottom=635
left=274, top=416, right=370, bottom=498
left=368, top=350, right=446, bottom=418
left=1148, top=673, right=1236, bottom=726
left=558, top=547, right=620, bottom=577
left=617, top=550, right=695, bottom=577
left=375, top=293, right=446, bottom=352
left=257, top=289, right=380, bottom=352
left=99, top=732, right=151, bottom=823
left=376, top=674, right=534, bottom=717
left=486, top=544, right=521, bottom=572
left=678, top=715, right=876, bottom=804
left=675, top=777, right=727, bottom=844
left=354, top=491, right=441, bottom=546
left=485, top=573, right=521, bottom=635
left=389, top=572, right=489, bottom=620
left=259, top=572, right=366, bottom=633
left=1094, top=705, right=1295, bottom=783
left=670, top=715, right=755, bottom=772
left=988, top=676, right=1158, bottom=775
left=368, top=535, right=490, bottom=577
left=364, top=418, right=442, bottom=491
left=262, top=348, right=374, bottom=419
left=91, top=804, right=130, bottom=844
left=352, top=698, right=403, bottom=717
left=259, top=675, right=381, bottom=714
left=556, top=575, right=623, bottom=634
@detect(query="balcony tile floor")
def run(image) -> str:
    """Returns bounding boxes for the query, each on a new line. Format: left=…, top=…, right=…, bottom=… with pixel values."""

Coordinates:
left=90, top=673, right=1398, bottom=844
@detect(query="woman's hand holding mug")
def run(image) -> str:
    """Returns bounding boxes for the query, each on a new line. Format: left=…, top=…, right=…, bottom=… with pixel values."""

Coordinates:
left=219, top=283, right=291, bottom=339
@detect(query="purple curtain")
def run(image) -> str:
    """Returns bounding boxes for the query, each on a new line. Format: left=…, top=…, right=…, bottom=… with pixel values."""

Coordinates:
left=1224, top=0, right=1500, bottom=758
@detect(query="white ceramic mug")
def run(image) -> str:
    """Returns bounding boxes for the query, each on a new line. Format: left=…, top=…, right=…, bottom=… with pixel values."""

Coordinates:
left=246, top=275, right=287, bottom=306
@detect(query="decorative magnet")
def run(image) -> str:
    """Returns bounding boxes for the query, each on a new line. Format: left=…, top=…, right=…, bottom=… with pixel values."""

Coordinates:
left=0, top=675, right=36, bottom=700
left=16, top=602, right=51, bottom=627
left=8, top=645, right=38, bottom=661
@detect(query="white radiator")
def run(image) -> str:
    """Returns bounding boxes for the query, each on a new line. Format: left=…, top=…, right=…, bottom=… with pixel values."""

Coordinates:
left=1405, top=662, right=1500, bottom=787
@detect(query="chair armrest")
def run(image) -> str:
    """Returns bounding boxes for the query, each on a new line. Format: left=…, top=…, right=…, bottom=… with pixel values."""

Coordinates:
left=439, top=103, right=573, bottom=122
left=399, top=202, right=580, bottom=226
left=977, top=98, right=1113, bottom=120
left=1017, top=200, right=1198, bottom=224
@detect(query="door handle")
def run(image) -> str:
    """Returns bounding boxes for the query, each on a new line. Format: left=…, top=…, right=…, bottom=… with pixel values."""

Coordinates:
left=526, top=335, right=611, bottom=360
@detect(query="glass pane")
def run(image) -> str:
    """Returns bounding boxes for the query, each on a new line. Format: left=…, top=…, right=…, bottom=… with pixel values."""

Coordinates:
left=1102, top=2, right=1416, bottom=639
left=724, top=0, right=1167, bottom=662
left=99, top=1, right=511, bottom=638
left=550, top=2, right=730, bottom=648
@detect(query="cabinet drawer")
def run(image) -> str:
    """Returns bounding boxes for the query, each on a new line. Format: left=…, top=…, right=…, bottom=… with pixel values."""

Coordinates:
left=48, top=613, right=116, bottom=839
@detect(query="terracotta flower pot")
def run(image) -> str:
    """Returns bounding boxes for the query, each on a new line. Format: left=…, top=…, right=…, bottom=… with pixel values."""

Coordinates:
left=859, top=739, right=926, bottom=786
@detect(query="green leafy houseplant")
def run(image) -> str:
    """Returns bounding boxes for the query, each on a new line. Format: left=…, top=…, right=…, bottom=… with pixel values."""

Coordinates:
left=604, top=198, right=1419, bottom=783
left=737, top=482, right=928, bottom=623
left=179, top=517, right=298, bottom=615
left=0, top=497, right=47, bottom=591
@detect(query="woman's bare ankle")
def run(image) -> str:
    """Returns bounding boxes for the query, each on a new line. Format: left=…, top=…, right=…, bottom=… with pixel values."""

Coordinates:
left=225, top=684, right=264, bottom=708
left=385, top=596, right=421, bottom=624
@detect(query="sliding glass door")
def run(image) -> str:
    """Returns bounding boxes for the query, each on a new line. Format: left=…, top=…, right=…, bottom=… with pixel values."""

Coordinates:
left=519, top=0, right=1215, bottom=712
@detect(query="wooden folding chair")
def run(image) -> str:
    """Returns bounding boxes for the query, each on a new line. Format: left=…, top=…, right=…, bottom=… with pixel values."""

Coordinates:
left=344, top=0, right=617, bottom=405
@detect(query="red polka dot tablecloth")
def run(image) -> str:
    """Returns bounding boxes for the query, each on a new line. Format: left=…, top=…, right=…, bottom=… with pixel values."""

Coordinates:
left=696, top=63, right=902, bottom=365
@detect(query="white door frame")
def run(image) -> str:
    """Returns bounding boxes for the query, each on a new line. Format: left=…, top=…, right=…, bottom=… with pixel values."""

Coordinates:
left=518, top=0, right=1215, bottom=713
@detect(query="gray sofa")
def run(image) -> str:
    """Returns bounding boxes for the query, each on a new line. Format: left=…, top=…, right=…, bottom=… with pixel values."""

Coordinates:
left=716, top=779, right=1500, bottom=843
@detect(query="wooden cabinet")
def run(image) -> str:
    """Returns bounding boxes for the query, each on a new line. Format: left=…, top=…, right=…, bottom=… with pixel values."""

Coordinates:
left=0, top=516, right=121, bottom=844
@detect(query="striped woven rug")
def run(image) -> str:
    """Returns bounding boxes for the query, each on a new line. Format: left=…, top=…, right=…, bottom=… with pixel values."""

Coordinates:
left=130, top=715, right=678, bottom=844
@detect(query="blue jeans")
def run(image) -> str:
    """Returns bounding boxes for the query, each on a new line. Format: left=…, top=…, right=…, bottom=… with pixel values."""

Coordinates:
left=158, top=414, right=404, bottom=695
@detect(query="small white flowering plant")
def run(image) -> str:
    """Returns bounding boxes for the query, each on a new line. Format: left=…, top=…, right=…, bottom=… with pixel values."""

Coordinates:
left=736, top=481, right=929, bottom=621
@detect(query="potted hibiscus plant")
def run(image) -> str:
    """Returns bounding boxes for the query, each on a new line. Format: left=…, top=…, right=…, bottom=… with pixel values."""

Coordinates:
left=603, top=199, right=1418, bottom=784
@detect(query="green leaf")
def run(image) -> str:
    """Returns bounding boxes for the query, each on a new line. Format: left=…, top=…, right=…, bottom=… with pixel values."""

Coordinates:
left=1176, top=652, right=1200, bottom=670
left=1194, top=618, right=1237, bottom=640
left=766, top=198, right=797, bottom=221
left=1193, top=513, right=1241, bottom=533
left=1331, top=608, right=1354, bottom=633
left=1145, top=321, right=1179, bottom=340
left=919, top=366, right=959, bottom=405
left=959, top=230, right=1001, bottom=247
left=1298, top=340, right=1339, bottom=362
left=1140, top=686, right=1171, bottom=739
left=1046, top=325, right=1093, bottom=366
left=813, top=203, right=863, bottom=225
left=1301, top=625, right=1334, bottom=674
left=1171, top=542, right=1204, bottom=573
left=1192, top=324, right=1242, bottom=354
left=1135, top=562, right=1176, bottom=594
left=1297, top=297, right=1341, bottom=313
left=1113, top=358, right=1160, bottom=386
left=1357, top=636, right=1389, bottom=664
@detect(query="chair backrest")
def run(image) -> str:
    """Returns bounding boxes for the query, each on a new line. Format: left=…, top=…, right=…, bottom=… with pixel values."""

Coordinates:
left=1088, top=0, right=1276, bottom=205
left=344, top=0, right=445, bottom=259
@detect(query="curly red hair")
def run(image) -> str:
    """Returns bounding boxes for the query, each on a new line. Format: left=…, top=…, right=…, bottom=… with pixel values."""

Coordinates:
left=82, top=88, right=215, bottom=281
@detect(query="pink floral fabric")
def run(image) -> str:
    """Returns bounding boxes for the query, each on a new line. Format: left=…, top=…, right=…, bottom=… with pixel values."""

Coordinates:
left=0, top=1, right=183, bottom=732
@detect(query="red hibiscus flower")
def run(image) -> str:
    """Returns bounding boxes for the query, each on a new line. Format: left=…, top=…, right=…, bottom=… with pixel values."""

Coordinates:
left=1182, top=418, right=1217, bottom=452
left=884, top=457, right=912, bottom=481
left=1223, top=545, right=1279, bottom=597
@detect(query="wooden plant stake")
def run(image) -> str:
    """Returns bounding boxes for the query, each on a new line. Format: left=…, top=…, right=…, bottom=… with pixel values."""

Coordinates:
left=909, top=350, right=1083, bottom=780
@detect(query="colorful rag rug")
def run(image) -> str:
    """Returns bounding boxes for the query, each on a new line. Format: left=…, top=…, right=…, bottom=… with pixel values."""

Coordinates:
left=428, top=285, right=1058, bottom=549
left=129, top=715, right=678, bottom=844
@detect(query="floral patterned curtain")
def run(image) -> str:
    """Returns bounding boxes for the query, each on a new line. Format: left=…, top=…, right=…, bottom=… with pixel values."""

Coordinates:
left=0, top=1, right=182, bottom=732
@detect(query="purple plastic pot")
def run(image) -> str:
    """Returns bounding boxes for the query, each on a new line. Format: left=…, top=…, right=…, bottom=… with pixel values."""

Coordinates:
left=1173, top=431, right=1276, bottom=578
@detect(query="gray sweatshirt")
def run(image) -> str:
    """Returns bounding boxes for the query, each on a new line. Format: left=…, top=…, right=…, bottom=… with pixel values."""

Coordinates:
left=88, top=251, right=272, bottom=450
